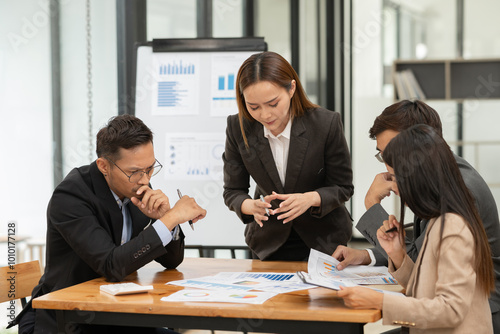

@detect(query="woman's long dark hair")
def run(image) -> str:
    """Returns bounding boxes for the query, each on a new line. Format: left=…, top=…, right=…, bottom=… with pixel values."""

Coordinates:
left=383, top=124, right=494, bottom=295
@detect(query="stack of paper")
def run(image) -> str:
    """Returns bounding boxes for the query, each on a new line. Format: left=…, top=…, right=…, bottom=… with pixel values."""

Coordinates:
left=162, top=271, right=312, bottom=304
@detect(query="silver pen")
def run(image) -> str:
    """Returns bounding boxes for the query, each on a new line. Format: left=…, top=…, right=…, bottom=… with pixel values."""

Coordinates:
left=260, top=195, right=270, bottom=216
left=177, top=189, right=194, bottom=230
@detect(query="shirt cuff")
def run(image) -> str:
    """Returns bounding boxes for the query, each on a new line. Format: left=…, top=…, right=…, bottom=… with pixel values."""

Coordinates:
left=152, top=221, right=174, bottom=246
left=366, top=248, right=376, bottom=266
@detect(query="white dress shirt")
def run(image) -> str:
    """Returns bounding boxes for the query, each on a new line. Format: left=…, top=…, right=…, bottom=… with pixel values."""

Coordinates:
left=263, top=118, right=293, bottom=187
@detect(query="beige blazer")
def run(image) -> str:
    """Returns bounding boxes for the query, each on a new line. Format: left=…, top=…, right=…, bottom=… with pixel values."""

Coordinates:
left=382, top=213, right=492, bottom=333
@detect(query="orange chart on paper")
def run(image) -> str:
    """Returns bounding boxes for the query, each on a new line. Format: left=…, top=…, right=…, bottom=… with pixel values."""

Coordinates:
left=229, top=294, right=259, bottom=299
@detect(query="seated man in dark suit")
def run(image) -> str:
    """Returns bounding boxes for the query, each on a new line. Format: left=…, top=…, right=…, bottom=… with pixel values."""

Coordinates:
left=332, top=100, right=500, bottom=333
left=14, top=115, right=206, bottom=334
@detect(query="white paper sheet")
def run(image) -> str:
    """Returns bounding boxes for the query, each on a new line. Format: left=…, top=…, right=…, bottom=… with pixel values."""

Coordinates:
left=167, top=272, right=311, bottom=293
left=161, top=289, right=278, bottom=304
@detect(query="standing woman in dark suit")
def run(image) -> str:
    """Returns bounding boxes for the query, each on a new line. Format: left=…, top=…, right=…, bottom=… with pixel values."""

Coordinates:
left=222, top=51, right=354, bottom=261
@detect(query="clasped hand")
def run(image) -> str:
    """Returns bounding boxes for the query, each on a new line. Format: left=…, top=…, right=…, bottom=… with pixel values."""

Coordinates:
left=364, top=172, right=394, bottom=210
left=130, top=185, right=171, bottom=219
left=244, top=191, right=320, bottom=227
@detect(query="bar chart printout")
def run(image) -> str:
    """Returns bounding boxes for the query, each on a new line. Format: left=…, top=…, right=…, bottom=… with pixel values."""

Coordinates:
left=210, top=52, right=257, bottom=117
left=307, top=249, right=398, bottom=285
left=152, top=53, right=201, bottom=116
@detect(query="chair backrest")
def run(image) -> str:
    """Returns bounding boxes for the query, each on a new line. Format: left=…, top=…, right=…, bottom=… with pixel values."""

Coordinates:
left=0, top=260, right=42, bottom=304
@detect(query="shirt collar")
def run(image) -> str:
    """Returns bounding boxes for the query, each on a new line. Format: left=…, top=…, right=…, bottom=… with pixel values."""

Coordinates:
left=110, top=190, right=130, bottom=209
left=263, top=118, right=292, bottom=140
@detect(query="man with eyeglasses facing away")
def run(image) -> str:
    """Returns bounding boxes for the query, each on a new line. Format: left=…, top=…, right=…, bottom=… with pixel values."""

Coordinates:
left=14, top=115, right=206, bottom=334
left=332, top=100, right=500, bottom=333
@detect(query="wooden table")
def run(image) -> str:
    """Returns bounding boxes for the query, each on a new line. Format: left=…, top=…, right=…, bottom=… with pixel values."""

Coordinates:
left=33, top=257, right=389, bottom=334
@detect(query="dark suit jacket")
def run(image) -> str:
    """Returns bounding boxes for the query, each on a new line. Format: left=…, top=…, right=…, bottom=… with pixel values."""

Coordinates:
left=223, top=108, right=354, bottom=260
left=24, top=162, right=185, bottom=333
left=357, top=154, right=500, bottom=315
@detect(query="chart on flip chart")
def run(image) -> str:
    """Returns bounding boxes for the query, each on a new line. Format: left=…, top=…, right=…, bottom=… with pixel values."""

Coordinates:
left=135, top=39, right=266, bottom=247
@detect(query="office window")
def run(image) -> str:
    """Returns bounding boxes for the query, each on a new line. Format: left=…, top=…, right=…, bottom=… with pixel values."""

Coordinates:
left=213, top=0, right=244, bottom=37
left=59, top=0, right=118, bottom=176
left=0, top=0, right=53, bottom=239
left=147, top=0, right=197, bottom=39
left=255, top=0, right=291, bottom=60
left=298, top=0, right=322, bottom=105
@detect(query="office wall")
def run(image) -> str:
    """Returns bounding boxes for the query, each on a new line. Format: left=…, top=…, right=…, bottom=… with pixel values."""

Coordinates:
left=462, top=0, right=500, bottom=202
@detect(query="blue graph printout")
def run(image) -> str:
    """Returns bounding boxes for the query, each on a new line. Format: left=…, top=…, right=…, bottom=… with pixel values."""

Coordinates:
left=210, top=52, right=256, bottom=117
left=152, top=52, right=201, bottom=116
left=167, top=272, right=311, bottom=294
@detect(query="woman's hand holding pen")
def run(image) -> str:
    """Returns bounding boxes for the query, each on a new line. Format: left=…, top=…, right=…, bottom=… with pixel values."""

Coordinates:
left=376, top=215, right=406, bottom=269
left=241, top=196, right=273, bottom=227
left=242, top=191, right=321, bottom=227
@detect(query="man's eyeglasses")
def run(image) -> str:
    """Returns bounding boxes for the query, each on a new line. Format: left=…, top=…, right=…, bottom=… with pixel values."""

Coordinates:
left=375, top=151, right=384, bottom=163
left=106, top=158, right=163, bottom=183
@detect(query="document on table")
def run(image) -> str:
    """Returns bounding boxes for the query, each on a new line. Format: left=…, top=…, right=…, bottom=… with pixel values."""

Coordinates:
left=167, top=272, right=312, bottom=293
left=297, top=249, right=399, bottom=289
left=161, top=289, right=278, bottom=304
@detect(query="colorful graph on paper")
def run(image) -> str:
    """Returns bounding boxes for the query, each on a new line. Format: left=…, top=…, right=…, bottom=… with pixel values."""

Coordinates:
left=308, top=249, right=398, bottom=285
left=161, top=289, right=277, bottom=304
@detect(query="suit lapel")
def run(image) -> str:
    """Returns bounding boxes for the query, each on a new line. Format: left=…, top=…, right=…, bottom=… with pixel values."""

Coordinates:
left=408, top=218, right=436, bottom=297
left=90, top=162, right=123, bottom=245
left=284, top=118, right=308, bottom=192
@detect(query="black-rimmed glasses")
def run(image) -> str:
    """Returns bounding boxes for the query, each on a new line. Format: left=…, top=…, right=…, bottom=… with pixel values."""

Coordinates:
left=375, top=151, right=384, bottom=163
left=106, top=158, right=163, bottom=183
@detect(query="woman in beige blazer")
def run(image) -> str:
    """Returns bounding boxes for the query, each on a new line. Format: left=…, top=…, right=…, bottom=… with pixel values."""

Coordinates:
left=338, top=124, right=494, bottom=333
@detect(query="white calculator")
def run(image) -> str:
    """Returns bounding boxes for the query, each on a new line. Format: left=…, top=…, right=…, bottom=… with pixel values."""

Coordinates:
left=100, top=282, right=154, bottom=296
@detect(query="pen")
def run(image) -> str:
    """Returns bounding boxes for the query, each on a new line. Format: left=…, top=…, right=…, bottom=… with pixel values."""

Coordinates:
left=385, top=222, right=414, bottom=234
left=260, top=195, right=270, bottom=216
left=177, top=189, right=194, bottom=230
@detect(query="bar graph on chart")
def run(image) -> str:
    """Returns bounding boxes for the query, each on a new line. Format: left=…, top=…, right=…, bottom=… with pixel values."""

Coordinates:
left=152, top=53, right=200, bottom=115
left=210, top=52, right=255, bottom=117
left=217, top=73, right=235, bottom=91
left=159, top=61, right=195, bottom=76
